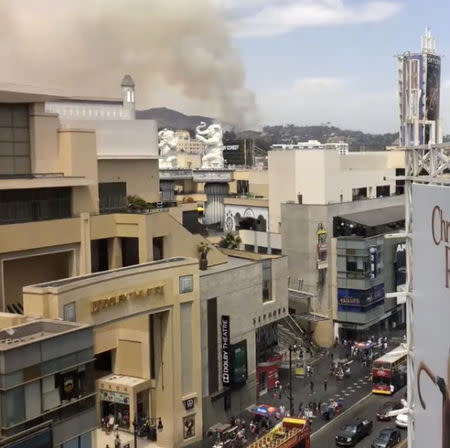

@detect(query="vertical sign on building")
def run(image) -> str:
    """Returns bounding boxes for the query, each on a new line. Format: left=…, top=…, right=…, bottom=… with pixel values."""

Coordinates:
left=369, top=245, right=378, bottom=279
left=221, top=315, right=231, bottom=386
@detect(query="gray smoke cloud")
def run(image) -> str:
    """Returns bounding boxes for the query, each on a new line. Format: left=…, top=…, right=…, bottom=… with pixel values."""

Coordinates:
left=0, top=0, right=258, bottom=128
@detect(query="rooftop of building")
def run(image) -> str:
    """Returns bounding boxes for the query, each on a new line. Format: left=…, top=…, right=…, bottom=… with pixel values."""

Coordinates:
left=24, top=257, right=197, bottom=292
left=0, top=317, right=90, bottom=350
left=199, top=254, right=255, bottom=276
left=0, top=82, right=121, bottom=104
left=0, top=172, right=93, bottom=190
left=224, top=197, right=268, bottom=207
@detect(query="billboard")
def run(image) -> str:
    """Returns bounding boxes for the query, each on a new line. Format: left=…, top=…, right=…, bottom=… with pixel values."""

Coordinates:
left=221, top=315, right=231, bottom=386
left=395, top=243, right=407, bottom=297
left=425, top=54, right=441, bottom=122
left=412, top=184, right=450, bottom=448
left=223, top=139, right=254, bottom=167
left=337, top=284, right=385, bottom=312
left=231, top=340, right=248, bottom=386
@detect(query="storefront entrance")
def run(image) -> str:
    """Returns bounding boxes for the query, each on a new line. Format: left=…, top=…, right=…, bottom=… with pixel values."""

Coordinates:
left=101, top=391, right=130, bottom=429
left=97, top=374, right=151, bottom=433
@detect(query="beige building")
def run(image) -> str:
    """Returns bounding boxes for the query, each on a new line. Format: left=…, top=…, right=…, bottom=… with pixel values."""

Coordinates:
left=0, top=84, right=227, bottom=316
left=23, top=258, right=203, bottom=448
left=175, top=130, right=205, bottom=154
left=268, top=149, right=405, bottom=233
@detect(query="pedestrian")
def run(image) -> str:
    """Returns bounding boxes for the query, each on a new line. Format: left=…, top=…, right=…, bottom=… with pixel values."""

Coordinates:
left=275, top=379, right=280, bottom=390
left=324, top=378, right=328, bottom=392
left=330, top=352, right=334, bottom=361
left=383, top=341, right=388, bottom=352
left=298, top=402, right=303, bottom=414
left=335, top=336, right=339, bottom=346
left=343, top=339, right=347, bottom=347
left=279, top=404, right=286, bottom=417
left=114, top=435, right=121, bottom=448
left=310, top=380, right=314, bottom=394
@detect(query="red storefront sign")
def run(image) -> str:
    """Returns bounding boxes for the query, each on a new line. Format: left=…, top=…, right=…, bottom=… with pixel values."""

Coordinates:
left=256, top=354, right=283, bottom=396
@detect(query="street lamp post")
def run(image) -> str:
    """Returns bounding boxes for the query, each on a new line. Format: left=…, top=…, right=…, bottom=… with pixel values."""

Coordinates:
left=288, top=344, right=297, bottom=416
left=132, top=419, right=138, bottom=448
left=132, top=417, right=163, bottom=447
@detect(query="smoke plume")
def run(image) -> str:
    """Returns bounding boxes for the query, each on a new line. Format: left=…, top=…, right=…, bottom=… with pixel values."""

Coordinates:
left=0, top=0, right=258, bottom=128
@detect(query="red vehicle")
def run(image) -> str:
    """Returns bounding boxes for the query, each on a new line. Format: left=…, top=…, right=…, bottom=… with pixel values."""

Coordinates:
left=247, top=417, right=310, bottom=448
left=372, top=345, right=407, bottom=395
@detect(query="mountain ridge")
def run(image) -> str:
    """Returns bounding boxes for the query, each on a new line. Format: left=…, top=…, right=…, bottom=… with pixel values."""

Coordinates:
left=136, top=107, right=399, bottom=150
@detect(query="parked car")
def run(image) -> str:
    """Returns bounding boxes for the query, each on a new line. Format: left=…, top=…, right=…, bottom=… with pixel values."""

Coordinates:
left=395, top=413, right=408, bottom=429
left=376, top=401, right=404, bottom=421
left=371, top=428, right=402, bottom=448
left=336, top=418, right=373, bottom=446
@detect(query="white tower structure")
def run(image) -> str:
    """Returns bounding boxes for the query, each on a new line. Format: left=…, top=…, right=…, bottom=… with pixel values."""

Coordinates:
left=121, top=74, right=136, bottom=120
left=397, top=28, right=442, bottom=146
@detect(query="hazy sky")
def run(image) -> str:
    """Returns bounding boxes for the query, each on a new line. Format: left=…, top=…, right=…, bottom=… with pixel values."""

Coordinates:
left=1, top=0, right=449, bottom=133
left=224, top=0, right=450, bottom=133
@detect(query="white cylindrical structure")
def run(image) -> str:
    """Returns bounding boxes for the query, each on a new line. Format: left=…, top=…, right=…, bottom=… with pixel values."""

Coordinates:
left=204, top=183, right=229, bottom=226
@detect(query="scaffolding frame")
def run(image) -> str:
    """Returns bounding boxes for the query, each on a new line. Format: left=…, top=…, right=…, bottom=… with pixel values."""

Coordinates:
left=392, top=143, right=450, bottom=448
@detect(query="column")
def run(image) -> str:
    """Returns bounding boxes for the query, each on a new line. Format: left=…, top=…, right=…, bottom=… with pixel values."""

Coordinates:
left=108, top=237, right=123, bottom=269
left=79, top=212, right=91, bottom=275
left=204, top=182, right=229, bottom=226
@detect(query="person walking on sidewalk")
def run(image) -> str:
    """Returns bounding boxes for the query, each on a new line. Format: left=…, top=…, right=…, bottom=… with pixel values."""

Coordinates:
left=310, top=380, right=314, bottom=394
left=324, top=378, right=328, bottom=392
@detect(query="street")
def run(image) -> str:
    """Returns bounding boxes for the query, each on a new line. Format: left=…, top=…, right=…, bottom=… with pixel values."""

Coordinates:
left=311, top=387, right=407, bottom=448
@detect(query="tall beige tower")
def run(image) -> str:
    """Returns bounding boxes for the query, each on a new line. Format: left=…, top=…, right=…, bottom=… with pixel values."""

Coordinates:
left=121, top=74, right=136, bottom=120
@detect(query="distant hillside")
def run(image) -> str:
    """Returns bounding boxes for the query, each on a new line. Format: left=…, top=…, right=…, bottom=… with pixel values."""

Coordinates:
left=137, top=107, right=398, bottom=151
left=136, top=107, right=213, bottom=131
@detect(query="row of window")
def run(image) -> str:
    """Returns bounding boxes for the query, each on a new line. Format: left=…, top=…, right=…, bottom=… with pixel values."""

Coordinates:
left=1, top=364, right=94, bottom=429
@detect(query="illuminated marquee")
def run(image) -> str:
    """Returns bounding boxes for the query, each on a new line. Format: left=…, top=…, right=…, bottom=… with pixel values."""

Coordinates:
left=90, top=284, right=164, bottom=313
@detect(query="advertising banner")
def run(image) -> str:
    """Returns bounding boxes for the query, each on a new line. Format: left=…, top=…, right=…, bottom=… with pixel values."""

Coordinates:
left=395, top=243, right=407, bottom=298
left=338, top=284, right=385, bottom=312
left=412, top=184, right=450, bottom=448
left=221, top=315, right=231, bottom=386
left=223, top=139, right=254, bottom=167
left=425, top=54, right=441, bottom=122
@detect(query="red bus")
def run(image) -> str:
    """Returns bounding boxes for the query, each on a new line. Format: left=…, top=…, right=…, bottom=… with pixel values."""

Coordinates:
left=372, top=345, right=407, bottom=395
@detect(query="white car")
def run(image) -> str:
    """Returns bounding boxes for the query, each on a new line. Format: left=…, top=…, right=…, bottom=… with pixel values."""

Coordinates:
left=395, top=413, right=408, bottom=429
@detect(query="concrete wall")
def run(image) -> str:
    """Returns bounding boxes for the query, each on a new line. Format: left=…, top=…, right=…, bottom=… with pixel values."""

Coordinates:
left=29, top=103, right=60, bottom=174
left=58, top=128, right=99, bottom=215
left=98, top=159, right=159, bottom=203
left=268, top=151, right=297, bottom=233
left=249, top=170, right=269, bottom=197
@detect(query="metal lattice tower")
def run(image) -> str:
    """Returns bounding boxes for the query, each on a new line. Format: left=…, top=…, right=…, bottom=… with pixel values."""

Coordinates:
left=387, top=142, right=450, bottom=448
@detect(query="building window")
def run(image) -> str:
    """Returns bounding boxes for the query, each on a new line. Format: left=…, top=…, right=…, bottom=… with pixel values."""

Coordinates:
left=262, top=260, right=272, bottom=302
left=63, top=302, right=76, bottom=322
left=0, top=103, right=31, bottom=176
left=237, top=180, right=249, bottom=195
left=395, top=169, right=405, bottom=195
left=179, top=275, right=193, bottom=294
left=376, top=185, right=390, bottom=197
left=0, top=188, right=71, bottom=224
left=98, top=182, right=127, bottom=213
left=352, top=187, right=367, bottom=201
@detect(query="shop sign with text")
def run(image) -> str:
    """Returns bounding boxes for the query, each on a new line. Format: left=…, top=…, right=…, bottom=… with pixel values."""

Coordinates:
left=221, top=315, right=231, bottom=386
